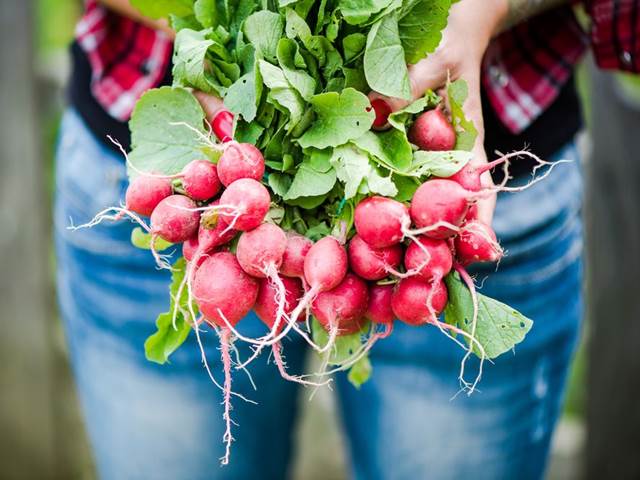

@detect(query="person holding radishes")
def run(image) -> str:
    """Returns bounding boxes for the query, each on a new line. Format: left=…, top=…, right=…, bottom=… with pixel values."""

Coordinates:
left=55, top=0, right=639, bottom=478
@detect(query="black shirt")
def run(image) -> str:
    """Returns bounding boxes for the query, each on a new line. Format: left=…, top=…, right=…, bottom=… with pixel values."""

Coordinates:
left=68, top=41, right=582, bottom=177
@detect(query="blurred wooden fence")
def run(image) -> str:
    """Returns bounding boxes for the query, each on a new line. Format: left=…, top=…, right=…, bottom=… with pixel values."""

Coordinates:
left=586, top=67, right=640, bottom=480
left=0, top=1, right=56, bottom=478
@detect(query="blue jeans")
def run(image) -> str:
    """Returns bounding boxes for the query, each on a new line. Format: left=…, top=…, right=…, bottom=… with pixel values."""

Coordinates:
left=55, top=108, right=583, bottom=480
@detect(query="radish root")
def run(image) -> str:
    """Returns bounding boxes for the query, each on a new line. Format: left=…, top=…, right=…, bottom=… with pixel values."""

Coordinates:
left=219, top=327, right=234, bottom=466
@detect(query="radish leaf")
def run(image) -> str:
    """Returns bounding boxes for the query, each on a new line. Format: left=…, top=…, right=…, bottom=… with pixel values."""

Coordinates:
left=297, top=88, right=375, bottom=149
left=364, top=13, right=411, bottom=99
left=399, top=0, right=452, bottom=64
left=448, top=78, right=478, bottom=151
left=144, top=259, right=196, bottom=364
left=128, top=87, right=208, bottom=178
left=410, top=150, right=472, bottom=177
left=444, top=273, right=533, bottom=359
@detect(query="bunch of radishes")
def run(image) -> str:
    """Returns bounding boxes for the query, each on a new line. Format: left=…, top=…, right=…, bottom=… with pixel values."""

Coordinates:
left=73, top=103, right=539, bottom=466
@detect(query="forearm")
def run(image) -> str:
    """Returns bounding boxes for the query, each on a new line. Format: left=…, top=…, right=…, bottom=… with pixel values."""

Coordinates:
left=499, top=0, right=572, bottom=31
left=96, top=0, right=174, bottom=37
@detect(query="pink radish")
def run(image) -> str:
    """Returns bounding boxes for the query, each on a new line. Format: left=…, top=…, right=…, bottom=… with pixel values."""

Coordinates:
left=192, top=252, right=259, bottom=327
left=199, top=200, right=237, bottom=250
left=454, top=220, right=503, bottom=266
left=312, top=273, right=368, bottom=335
left=409, top=109, right=456, bottom=151
left=391, top=277, right=448, bottom=326
left=354, top=196, right=410, bottom=248
left=236, top=223, right=287, bottom=278
left=365, top=284, right=394, bottom=325
left=280, top=232, right=313, bottom=278
left=403, top=236, right=453, bottom=281
left=125, top=175, right=172, bottom=217
left=448, top=158, right=510, bottom=192
left=254, top=275, right=329, bottom=387
left=217, top=143, right=265, bottom=187
left=218, top=178, right=270, bottom=231
left=270, top=236, right=348, bottom=336
left=409, top=179, right=472, bottom=239
left=212, top=110, right=234, bottom=142
left=254, top=275, right=303, bottom=332
left=183, top=235, right=199, bottom=261
left=304, top=237, right=348, bottom=292
left=465, top=204, right=479, bottom=222
left=150, top=194, right=200, bottom=243
left=348, top=234, right=402, bottom=281
left=181, top=159, right=222, bottom=201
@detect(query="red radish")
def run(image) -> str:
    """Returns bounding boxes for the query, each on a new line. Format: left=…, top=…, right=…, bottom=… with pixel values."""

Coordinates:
left=193, top=252, right=259, bottom=327
left=125, top=175, right=172, bottom=217
left=449, top=159, right=507, bottom=192
left=304, top=236, right=348, bottom=292
left=370, top=98, right=392, bottom=130
left=218, top=178, right=271, bottom=231
left=410, top=179, right=471, bottom=239
left=254, top=276, right=328, bottom=387
left=348, top=234, right=402, bottom=281
left=212, top=110, right=234, bottom=142
left=217, top=143, right=265, bottom=187
left=312, top=273, right=368, bottom=335
left=465, top=204, right=479, bottom=222
left=280, top=232, right=313, bottom=278
left=409, top=109, right=456, bottom=151
left=254, top=276, right=303, bottom=331
left=403, top=236, right=453, bottom=281
left=365, top=284, right=394, bottom=324
left=150, top=194, right=200, bottom=243
left=354, top=196, right=410, bottom=248
left=391, top=277, right=448, bottom=326
left=182, top=239, right=208, bottom=268
left=199, top=217, right=236, bottom=251
left=183, top=235, right=199, bottom=261
left=181, top=160, right=222, bottom=201
left=236, top=223, right=287, bottom=278
left=454, top=220, right=503, bottom=265
left=199, top=200, right=237, bottom=250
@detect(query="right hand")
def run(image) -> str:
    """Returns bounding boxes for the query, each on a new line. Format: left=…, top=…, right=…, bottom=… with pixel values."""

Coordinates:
left=370, top=0, right=509, bottom=225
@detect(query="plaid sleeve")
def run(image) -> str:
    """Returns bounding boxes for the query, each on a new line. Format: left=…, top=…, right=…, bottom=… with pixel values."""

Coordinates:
left=588, top=0, right=640, bottom=72
left=482, top=7, right=588, bottom=134
left=75, top=0, right=173, bottom=121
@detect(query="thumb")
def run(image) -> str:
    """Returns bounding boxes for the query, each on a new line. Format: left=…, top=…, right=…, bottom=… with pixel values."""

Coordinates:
left=193, top=91, right=226, bottom=122
left=369, top=56, right=450, bottom=112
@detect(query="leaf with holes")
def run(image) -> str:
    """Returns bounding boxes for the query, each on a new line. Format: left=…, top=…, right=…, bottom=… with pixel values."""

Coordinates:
left=448, top=78, right=478, bottom=151
left=410, top=150, right=472, bottom=177
left=444, top=272, right=533, bottom=359
left=297, top=88, right=375, bottom=149
left=128, top=87, right=208, bottom=178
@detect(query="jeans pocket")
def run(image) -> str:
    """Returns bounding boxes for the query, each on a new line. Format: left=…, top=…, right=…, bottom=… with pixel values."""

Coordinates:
left=54, top=110, right=138, bottom=256
left=55, top=110, right=127, bottom=219
left=481, top=213, right=583, bottom=289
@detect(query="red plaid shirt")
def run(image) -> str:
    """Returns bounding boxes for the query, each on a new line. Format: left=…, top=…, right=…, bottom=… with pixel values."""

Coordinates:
left=77, top=0, right=640, bottom=132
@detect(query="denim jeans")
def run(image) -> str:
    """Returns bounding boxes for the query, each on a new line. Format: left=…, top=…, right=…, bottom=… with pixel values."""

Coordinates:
left=55, top=108, right=583, bottom=480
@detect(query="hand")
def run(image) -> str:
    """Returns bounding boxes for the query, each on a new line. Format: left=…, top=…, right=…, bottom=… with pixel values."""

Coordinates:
left=371, top=0, right=508, bottom=224
left=193, top=91, right=226, bottom=123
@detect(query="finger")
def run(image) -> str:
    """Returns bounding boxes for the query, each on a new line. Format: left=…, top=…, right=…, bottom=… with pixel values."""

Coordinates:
left=368, top=56, right=449, bottom=112
left=193, top=91, right=225, bottom=122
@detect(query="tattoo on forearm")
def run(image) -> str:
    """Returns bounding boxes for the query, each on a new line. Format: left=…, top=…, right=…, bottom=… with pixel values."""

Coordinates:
left=504, top=0, right=569, bottom=29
